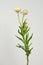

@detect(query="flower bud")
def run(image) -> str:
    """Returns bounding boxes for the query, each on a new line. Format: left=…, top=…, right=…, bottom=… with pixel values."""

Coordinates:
left=25, top=23, right=29, bottom=28
left=15, top=8, right=21, bottom=13
left=22, top=9, right=28, bottom=15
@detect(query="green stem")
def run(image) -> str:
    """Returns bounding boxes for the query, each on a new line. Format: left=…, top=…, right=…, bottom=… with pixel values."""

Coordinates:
left=27, top=55, right=29, bottom=65
left=22, top=14, right=24, bottom=23
left=18, top=13, right=21, bottom=25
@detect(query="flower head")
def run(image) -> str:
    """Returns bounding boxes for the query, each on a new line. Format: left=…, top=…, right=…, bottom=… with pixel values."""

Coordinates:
left=14, top=7, right=21, bottom=13
left=22, top=9, right=28, bottom=15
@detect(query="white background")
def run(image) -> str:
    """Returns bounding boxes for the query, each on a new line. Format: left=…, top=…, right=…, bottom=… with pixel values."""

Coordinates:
left=0, top=0, right=43, bottom=65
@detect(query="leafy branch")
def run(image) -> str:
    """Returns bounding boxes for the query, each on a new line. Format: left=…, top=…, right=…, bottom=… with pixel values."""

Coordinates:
left=15, top=8, right=33, bottom=65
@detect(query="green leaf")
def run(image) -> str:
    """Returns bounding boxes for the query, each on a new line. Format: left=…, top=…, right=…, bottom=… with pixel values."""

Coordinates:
left=16, top=44, right=25, bottom=51
left=26, top=33, right=29, bottom=40
left=26, top=47, right=33, bottom=56
left=29, top=47, right=33, bottom=54
left=28, top=33, right=33, bottom=43
left=16, top=35, right=24, bottom=43
left=26, top=28, right=30, bottom=33
left=23, top=19, right=27, bottom=27
left=30, top=47, right=33, bottom=51
left=19, top=26, right=22, bottom=30
left=25, top=33, right=29, bottom=44
left=18, top=29, right=23, bottom=36
left=29, top=43, right=32, bottom=47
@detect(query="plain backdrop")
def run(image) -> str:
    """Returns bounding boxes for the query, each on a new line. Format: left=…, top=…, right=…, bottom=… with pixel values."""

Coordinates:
left=0, top=0, right=43, bottom=65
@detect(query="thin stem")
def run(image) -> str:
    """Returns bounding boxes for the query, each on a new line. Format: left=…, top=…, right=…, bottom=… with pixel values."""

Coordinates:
left=22, top=14, right=24, bottom=23
left=17, top=13, right=21, bottom=25
left=27, top=55, right=29, bottom=65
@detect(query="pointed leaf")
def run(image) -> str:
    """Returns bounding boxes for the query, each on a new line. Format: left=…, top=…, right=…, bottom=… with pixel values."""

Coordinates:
left=19, top=26, right=22, bottom=29
left=16, top=44, right=25, bottom=51
left=16, top=35, right=24, bottom=43
left=28, top=33, right=33, bottom=43
left=26, top=33, right=29, bottom=40
left=29, top=43, right=32, bottom=47
left=18, top=29, right=23, bottom=36
left=29, top=47, right=33, bottom=54
left=26, top=28, right=30, bottom=33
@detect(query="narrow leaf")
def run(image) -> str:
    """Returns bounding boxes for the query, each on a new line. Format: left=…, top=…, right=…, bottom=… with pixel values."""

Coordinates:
left=29, top=47, right=33, bottom=52
left=28, top=33, right=33, bottom=43
left=19, top=26, right=22, bottom=29
left=29, top=43, right=32, bottom=47
left=16, top=44, right=25, bottom=51
left=18, top=29, right=23, bottom=36
left=26, top=27, right=30, bottom=33
left=16, top=35, right=24, bottom=43
left=26, top=33, right=28, bottom=40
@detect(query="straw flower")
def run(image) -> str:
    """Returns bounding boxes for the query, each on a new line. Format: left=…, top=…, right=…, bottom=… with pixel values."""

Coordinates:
left=22, top=9, right=28, bottom=15
left=15, top=7, right=21, bottom=13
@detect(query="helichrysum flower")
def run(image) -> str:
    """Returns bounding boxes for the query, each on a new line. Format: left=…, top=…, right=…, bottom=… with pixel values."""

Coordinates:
left=15, top=7, right=21, bottom=13
left=22, top=9, right=28, bottom=15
